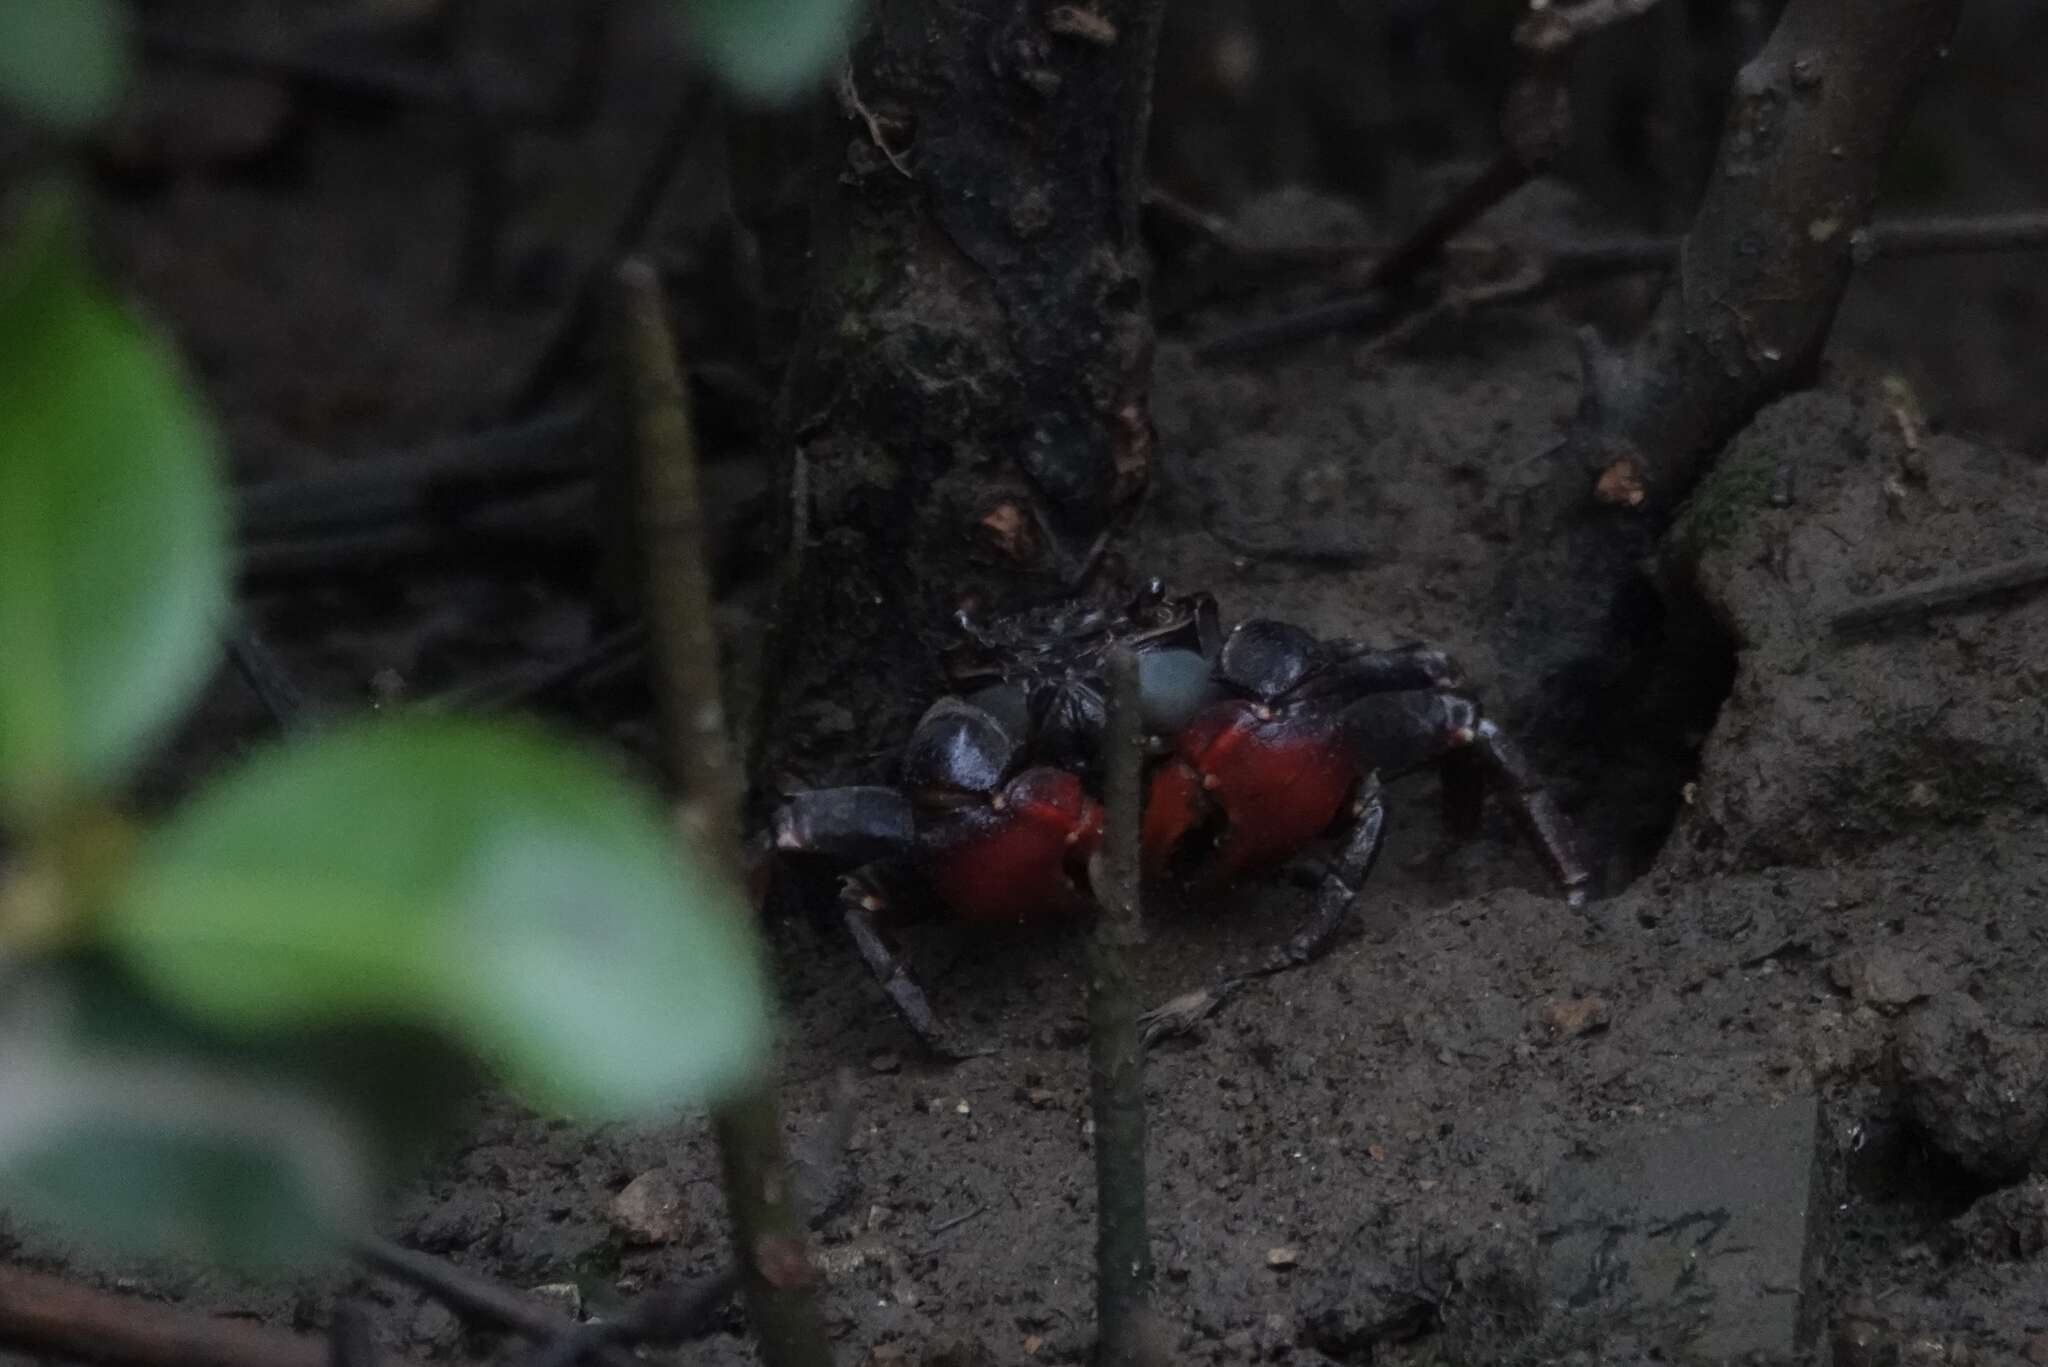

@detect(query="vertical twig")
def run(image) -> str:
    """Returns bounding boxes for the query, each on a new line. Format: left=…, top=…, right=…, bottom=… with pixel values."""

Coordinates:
left=326, top=1303, right=376, bottom=1367
left=504, top=84, right=715, bottom=417
left=438, top=0, right=511, bottom=304
left=612, top=258, right=831, bottom=1367
left=1087, top=645, right=1153, bottom=1367
left=225, top=623, right=307, bottom=730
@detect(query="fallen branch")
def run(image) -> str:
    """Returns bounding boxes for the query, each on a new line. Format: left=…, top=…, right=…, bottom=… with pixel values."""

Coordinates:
left=1086, top=645, right=1155, bottom=1367
left=518, top=1270, right=740, bottom=1367
left=235, top=404, right=593, bottom=542
left=1830, top=552, right=2048, bottom=636
left=0, top=1264, right=420, bottom=1367
left=238, top=487, right=594, bottom=590
left=351, top=1235, right=635, bottom=1367
left=615, top=257, right=832, bottom=1367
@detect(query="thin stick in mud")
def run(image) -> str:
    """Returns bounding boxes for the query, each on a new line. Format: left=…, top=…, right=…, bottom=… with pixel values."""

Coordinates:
left=1087, top=644, right=1157, bottom=1367
left=613, top=256, right=833, bottom=1367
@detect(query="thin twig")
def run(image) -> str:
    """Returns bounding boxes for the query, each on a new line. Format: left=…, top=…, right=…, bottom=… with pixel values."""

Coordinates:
left=1852, top=212, right=2048, bottom=259
left=1086, top=645, right=1153, bottom=1367
left=614, top=257, right=832, bottom=1367
left=1193, top=0, right=1665, bottom=361
left=1197, top=152, right=1528, bottom=360
left=1830, top=552, right=2048, bottom=636
left=422, top=622, right=648, bottom=714
left=835, top=63, right=914, bottom=179
left=138, top=25, right=468, bottom=111
left=1188, top=212, right=2048, bottom=288
left=442, top=0, right=514, bottom=303
left=235, top=404, right=593, bottom=541
left=328, top=1303, right=377, bottom=1367
left=928, top=1202, right=988, bottom=1237
left=516, top=1270, right=740, bottom=1367
left=502, top=85, right=716, bottom=418
left=225, top=622, right=307, bottom=728
left=0, top=1264, right=409, bottom=1367
left=352, top=1235, right=636, bottom=1367
left=1190, top=210, right=2048, bottom=359
left=513, top=1066, right=857, bottom=1367
left=238, top=487, right=594, bottom=589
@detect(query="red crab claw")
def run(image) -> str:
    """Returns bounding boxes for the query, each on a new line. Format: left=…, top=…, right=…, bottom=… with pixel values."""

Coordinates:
left=1143, top=699, right=1359, bottom=884
left=923, top=766, right=1103, bottom=925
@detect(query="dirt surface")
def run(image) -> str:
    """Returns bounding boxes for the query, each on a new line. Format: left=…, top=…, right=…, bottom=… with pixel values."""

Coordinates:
left=7, top=6, right=2048, bottom=1367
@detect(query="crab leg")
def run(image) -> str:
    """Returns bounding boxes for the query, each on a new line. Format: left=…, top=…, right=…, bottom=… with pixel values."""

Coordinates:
left=1317, top=641, right=1467, bottom=694
left=1467, top=720, right=1592, bottom=905
left=1345, top=691, right=1593, bottom=904
left=1138, top=778, right=1388, bottom=1044
left=840, top=870, right=989, bottom=1061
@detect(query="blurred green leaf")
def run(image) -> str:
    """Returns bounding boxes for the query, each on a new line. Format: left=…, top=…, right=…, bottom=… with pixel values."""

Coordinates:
left=0, top=961, right=393, bottom=1267
left=108, top=718, right=771, bottom=1116
left=682, top=0, right=861, bottom=101
left=0, top=0, right=128, bottom=130
left=0, top=198, right=229, bottom=821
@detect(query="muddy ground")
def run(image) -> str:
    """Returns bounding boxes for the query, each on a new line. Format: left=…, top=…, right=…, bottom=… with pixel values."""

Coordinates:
left=6, top=4, right=2048, bottom=1366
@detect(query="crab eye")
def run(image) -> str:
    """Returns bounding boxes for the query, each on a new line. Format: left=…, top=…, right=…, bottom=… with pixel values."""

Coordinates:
left=963, top=683, right=1032, bottom=743
left=905, top=696, right=1020, bottom=795
left=1137, top=648, right=1218, bottom=735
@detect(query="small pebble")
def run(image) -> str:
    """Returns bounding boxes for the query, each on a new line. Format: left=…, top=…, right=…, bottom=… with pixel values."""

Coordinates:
left=1540, top=995, right=1611, bottom=1039
left=1265, top=1246, right=1299, bottom=1269
left=869, top=1051, right=901, bottom=1074
left=608, top=1168, right=688, bottom=1246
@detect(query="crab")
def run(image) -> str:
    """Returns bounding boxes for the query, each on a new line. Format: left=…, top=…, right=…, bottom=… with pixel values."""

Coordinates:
left=770, top=582, right=1590, bottom=1056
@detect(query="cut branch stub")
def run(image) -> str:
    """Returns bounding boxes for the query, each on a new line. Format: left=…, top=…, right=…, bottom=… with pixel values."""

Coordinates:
left=1567, top=0, right=1964, bottom=510
left=1497, top=0, right=1961, bottom=772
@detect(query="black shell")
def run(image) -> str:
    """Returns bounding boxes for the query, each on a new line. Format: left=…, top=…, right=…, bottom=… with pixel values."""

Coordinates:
left=901, top=697, right=1019, bottom=795
left=1217, top=619, right=1323, bottom=702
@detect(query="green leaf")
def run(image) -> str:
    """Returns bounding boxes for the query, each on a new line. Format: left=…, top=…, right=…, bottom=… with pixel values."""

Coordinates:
left=0, top=198, right=229, bottom=821
left=0, top=960, right=444, bottom=1268
left=682, top=0, right=862, bottom=101
left=0, top=0, right=128, bottom=130
left=108, top=718, right=771, bottom=1116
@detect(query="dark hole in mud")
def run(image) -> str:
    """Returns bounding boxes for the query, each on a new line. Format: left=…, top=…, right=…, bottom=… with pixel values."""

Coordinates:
left=1837, top=1115, right=2007, bottom=1260
left=1529, top=572, right=1739, bottom=896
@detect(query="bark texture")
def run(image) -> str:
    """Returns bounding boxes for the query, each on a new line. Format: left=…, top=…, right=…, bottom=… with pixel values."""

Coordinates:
left=1502, top=0, right=1963, bottom=745
left=760, top=0, right=1166, bottom=783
